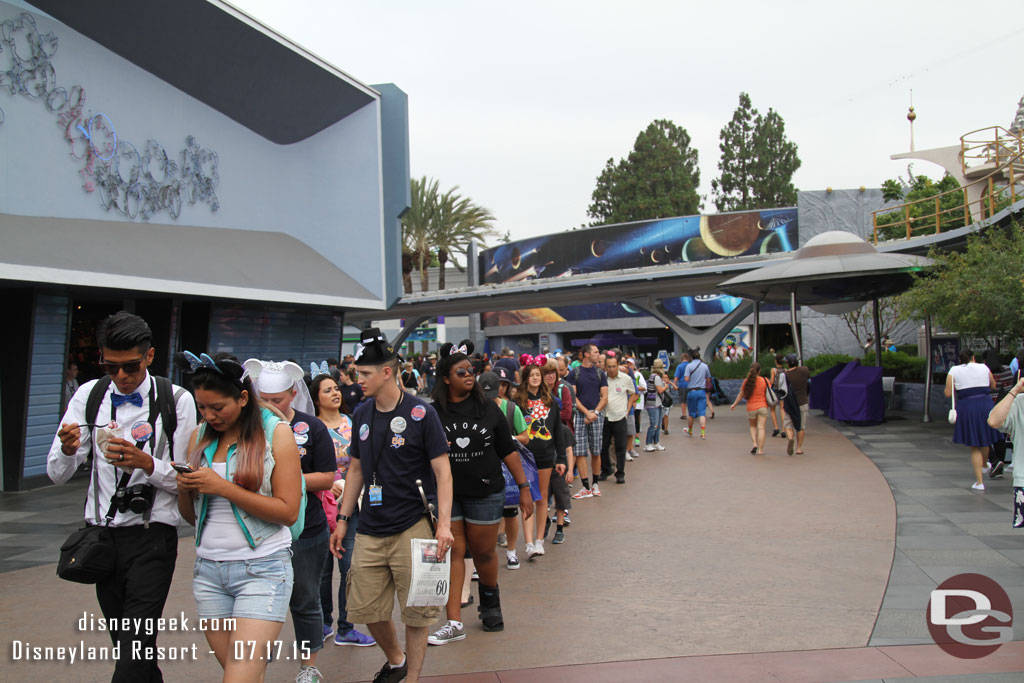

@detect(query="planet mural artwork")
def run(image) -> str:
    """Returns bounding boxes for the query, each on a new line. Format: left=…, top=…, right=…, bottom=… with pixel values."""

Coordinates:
left=479, top=208, right=797, bottom=326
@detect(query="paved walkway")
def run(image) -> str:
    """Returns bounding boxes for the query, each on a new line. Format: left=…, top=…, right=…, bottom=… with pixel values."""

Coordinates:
left=1, top=409, right=1021, bottom=682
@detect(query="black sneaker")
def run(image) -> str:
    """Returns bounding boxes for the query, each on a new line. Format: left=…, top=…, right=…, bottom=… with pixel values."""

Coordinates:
left=372, top=659, right=408, bottom=683
left=990, top=461, right=1005, bottom=479
left=771, top=429, right=780, bottom=437
left=615, top=475, right=625, bottom=484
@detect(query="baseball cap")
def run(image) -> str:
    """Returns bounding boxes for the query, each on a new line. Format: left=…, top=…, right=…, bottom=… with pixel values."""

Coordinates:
left=494, top=365, right=517, bottom=386
left=478, top=371, right=501, bottom=399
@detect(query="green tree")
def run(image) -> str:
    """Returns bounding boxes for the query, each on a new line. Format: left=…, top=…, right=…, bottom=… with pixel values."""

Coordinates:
left=401, top=176, right=497, bottom=292
left=587, top=119, right=701, bottom=225
left=432, top=187, right=497, bottom=289
left=898, top=222, right=1024, bottom=343
left=750, top=108, right=800, bottom=207
left=402, top=176, right=439, bottom=294
left=711, top=92, right=758, bottom=211
left=712, top=94, right=801, bottom=211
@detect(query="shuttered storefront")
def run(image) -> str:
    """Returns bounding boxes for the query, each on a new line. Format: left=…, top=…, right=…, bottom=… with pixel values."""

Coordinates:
left=23, top=293, right=70, bottom=479
left=208, top=304, right=344, bottom=368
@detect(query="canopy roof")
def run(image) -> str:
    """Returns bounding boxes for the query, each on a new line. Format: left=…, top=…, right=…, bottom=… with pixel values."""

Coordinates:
left=717, top=232, right=932, bottom=305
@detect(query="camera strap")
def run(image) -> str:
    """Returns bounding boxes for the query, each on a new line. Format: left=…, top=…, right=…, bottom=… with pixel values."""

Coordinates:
left=103, top=380, right=160, bottom=528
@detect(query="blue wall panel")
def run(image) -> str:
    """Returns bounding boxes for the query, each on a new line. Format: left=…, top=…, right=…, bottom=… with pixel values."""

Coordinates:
left=23, top=293, right=69, bottom=479
left=209, top=304, right=343, bottom=370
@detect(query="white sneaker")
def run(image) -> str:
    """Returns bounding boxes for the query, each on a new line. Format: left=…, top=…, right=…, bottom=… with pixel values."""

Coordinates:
left=534, top=540, right=545, bottom=556
left=982, top=463, right=991, bottom=474
left=971, top=482, right=986, bottom=491
left=643, top=445, right=655, bottom=452
left=625, top=452, right=634, bottom=462
left=506, top=551, right=520, bottom=570
left=631, top=450, right=640, bottom=459
left=654, top=444, right=666, bottom=451
left=526, top=542, right=539, bottom=560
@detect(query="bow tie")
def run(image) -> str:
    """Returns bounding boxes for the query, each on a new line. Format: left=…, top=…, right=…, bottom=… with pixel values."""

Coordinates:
left=111, top=392, right=143, bottom=408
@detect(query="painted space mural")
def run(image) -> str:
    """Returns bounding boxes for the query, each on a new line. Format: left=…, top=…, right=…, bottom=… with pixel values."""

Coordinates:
left=479, top=208, right=798, bottom=327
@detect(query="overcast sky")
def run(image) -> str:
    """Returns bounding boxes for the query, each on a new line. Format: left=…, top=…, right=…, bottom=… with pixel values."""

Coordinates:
left=234, top=0, right=1022, bottom=243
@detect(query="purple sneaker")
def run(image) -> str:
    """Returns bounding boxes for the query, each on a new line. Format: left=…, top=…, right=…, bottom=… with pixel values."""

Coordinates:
left=334, top=628, right=376, bottom=647
left=322, top=624, right=334, bottom=642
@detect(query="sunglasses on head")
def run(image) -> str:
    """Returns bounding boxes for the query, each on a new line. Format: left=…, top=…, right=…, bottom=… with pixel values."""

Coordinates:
left=99, top=357, right=145, bottom=375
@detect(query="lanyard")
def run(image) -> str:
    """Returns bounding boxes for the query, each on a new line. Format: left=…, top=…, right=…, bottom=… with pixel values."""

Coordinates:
left=366, top=392, right=404, bottom=487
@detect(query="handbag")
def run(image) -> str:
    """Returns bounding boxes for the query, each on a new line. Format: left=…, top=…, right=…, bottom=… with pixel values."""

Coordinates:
left=58, top=461, right=123, bottom=583
left=57, top=524, right=116, bottom=583
left=948, top=390, right=957, bottom=424
left=765, top=378, right=780, bottom=407
left=502, top=441, right=541, bottom=506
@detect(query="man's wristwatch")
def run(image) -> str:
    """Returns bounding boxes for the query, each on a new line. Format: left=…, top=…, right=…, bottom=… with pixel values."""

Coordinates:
left=338, top=513, right=351, bottom=523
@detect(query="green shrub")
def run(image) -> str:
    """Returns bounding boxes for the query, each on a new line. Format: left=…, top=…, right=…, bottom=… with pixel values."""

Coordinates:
left=862, top=350, right=928, bottom=381
left=896, top=344, right=918, bottom=356
left=708, top=348, right=796, bottom=380
left=806, top=354, right=855, bottom=375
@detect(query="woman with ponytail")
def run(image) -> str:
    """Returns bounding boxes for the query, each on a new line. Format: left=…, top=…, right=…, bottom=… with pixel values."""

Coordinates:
left=175, top=352, right=303, bottom=682
left=730, top=362, right=770, bottom=455
left=427, top=341, right=534, bottom=645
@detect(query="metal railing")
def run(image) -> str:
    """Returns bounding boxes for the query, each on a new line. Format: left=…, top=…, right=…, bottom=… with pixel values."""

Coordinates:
left=961, top=125, right=1024, bottom=176
left=873, top=144, right=1023, bottom=244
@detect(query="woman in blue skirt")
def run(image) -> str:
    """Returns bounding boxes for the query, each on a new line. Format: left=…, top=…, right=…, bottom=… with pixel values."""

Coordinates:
left=946, top=350, right=998, bottom=491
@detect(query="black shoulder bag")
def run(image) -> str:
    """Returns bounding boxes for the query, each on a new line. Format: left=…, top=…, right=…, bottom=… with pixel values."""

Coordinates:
left=57, top=377, right=174, bottom=583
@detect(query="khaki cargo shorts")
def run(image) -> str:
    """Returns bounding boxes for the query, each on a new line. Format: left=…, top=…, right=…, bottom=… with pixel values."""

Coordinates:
left=346, top=517, right=441, bottom=627
left=783, top=404, right=809, bottom=431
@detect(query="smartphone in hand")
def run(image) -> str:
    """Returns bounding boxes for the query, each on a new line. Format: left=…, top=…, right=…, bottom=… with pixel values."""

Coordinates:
left=171, top=463, right=194, bottom=474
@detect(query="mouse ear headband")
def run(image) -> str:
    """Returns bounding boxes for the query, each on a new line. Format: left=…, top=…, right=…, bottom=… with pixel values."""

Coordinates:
left=310, top=361, right=330, bottom=379
left=176, top=351, right=245, bottom=389
left=440, top=339, right=474, bottom=359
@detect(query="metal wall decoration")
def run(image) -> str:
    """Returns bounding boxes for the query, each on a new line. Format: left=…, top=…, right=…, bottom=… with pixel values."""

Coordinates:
left=0, top=12, right=220, bottom=220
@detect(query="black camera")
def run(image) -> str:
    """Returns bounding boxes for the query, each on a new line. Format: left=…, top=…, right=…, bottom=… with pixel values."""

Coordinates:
left=114, top=483, right=155, bottom=514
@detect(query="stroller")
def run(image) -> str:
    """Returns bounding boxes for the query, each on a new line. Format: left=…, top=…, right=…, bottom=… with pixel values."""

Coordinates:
left=709, top=375, right=729, bottom=406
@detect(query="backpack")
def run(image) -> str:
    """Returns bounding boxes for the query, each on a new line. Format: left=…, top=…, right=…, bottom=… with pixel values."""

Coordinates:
left=85, top=375, right=184, bottom=460
left=773, top=368, right=789, bottom=400
left=557, top=378, right=577, bottom=420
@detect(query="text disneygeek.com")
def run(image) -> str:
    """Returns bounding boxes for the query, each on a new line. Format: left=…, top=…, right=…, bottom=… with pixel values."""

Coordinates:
left=9, top=611, right=235, bottom=664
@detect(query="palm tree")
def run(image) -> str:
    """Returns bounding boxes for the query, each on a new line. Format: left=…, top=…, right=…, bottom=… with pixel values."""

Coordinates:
left=432, top=186, right=497, bottom=289
left=402, top=177, right=439, bottom=293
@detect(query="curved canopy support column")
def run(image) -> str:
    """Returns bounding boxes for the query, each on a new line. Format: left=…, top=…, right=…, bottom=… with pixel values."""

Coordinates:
left=626, top=297, right=754, bottom=358
left=391, top=315, right=431, bottom=349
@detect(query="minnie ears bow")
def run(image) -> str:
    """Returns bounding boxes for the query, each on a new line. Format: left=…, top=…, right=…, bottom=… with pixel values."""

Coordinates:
left=310, top=361, right=331, bottom=378
left=440, top=339, right=474, bottom=358
left=520, top=354, right=548, bottom=367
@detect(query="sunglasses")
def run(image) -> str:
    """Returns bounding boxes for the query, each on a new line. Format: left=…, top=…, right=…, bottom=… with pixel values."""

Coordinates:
left=99, top=357, right=145, bottom=375
left=453, top=368, right=474, bottom=378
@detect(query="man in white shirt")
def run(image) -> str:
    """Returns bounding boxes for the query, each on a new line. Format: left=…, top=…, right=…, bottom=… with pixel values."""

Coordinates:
left=600, top=353, right=636, bottom=484
left=48, top=311, right=196, bottom=683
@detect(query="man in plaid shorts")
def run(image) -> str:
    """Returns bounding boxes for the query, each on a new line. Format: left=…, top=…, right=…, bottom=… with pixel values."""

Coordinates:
left=567, top=343, right=608, bottom=498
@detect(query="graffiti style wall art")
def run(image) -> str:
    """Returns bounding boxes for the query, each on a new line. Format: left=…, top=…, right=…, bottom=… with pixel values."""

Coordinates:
left=479, top=208, right=797, bottom=327
left=0, top=12, right=220, bottom=221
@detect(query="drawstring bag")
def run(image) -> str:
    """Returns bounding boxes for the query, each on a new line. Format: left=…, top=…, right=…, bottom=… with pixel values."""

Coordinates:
left=502, top=441, right=541, bottom=506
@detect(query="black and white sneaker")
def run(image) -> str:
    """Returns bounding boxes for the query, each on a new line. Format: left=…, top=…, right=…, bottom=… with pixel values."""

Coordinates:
left=506, top=551, right=520, bottom=570
left=372, top=658, right=408, bottom=683
left=990, top=461, right=1005, bottom=479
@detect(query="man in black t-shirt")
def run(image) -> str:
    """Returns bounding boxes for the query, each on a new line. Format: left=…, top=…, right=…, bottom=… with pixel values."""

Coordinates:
left=330, top=329, right=453, bottom=683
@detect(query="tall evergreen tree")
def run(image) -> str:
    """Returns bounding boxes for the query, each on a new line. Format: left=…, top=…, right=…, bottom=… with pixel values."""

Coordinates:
left=587, top=119, right=701, bottom=225
left=711, top=92, right=758, bottom=212
left=751, top=108, right=801, bottom=208
left=713, top=93, right=801, bottom=211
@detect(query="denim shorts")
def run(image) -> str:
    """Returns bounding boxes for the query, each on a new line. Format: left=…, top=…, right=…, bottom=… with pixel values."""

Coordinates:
left=450, top=490, right=505, bottom=525
left=193, top=549, right=294, bottom=622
